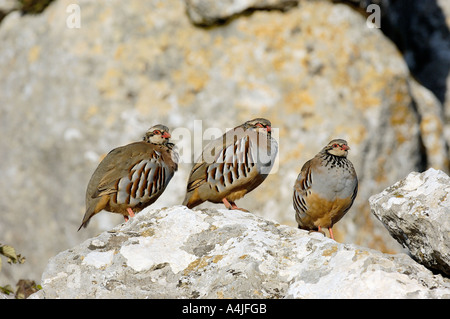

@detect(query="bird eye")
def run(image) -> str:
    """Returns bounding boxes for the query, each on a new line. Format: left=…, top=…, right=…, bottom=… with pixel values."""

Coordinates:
left=332, top=143, right=338, bottom=148
left=154, top=130, right=161, bottom=135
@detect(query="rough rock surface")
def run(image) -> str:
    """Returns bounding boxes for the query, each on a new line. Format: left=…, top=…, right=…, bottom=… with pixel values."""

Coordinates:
left=0, top=0, right=17, bottom=14
left=185, top=0, right=299, bottom=25
left=0, top=0, right=449, bottom=286
left=335, top=0, right=450, bottom=156
left=370, top=168, right=450, bottom=276
left=30, top=205, right=450, bottom=299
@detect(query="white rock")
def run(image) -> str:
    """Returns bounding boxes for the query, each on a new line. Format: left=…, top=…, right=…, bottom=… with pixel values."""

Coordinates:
left=120, top=206, right=210, bottom=273
left=82, top=250, right=115, bottom=268
left=31, top=205, right=450, bottom=299
left=370, top=168, right=450, bottom=276
left=1, top=0, right=448, bottom=287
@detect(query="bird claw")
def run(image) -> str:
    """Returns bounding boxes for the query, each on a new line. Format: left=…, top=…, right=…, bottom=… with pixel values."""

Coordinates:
left=123, top=208, right=136, bottom=222
left=222, top=198, right=247, bottom=211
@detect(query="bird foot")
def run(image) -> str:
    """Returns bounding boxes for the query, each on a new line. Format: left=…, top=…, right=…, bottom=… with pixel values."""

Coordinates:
left=124, top=208, right=136, bottom=222
left=222, top=198, right=248, bottom=212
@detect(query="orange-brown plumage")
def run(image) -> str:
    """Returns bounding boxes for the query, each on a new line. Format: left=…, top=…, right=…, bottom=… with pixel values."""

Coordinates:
left=79, top=125, right=178, bottom=230
left=183, top=118, right=277, bottom=211
left=293, top=139, right=358, bottom=240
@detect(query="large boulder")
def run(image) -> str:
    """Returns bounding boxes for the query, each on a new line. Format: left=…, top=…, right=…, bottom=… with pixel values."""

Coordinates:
left=370, top=168, right=450, bottom=276
left=334, top=0, right=450, bottom=161
left=0, top=0, right=448, bottom=286
left=30, top=206, right=450, bottom=299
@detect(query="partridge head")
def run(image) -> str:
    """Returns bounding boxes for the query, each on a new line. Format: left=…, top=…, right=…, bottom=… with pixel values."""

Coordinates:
left=78, top=124, right=178, bottom=230
left=293, top=139, right=358, bottom=240
left=183, top=118, right=278, bottom=211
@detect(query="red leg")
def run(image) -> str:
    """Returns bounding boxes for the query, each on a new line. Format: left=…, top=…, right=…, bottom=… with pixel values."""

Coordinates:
left=124, top=207, right=135, bottom=222
left=127, top=207, right=135, bottom=217
left=222, top=198, right=248, bottom=212
left=222, top=198, right=233, bottom=210
left=328, top=227, right=335, bottom=240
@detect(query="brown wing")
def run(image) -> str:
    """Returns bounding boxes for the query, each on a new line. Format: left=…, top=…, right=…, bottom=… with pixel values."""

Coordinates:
left=293, top=159, right=314, bottom=226
left=183, top=130, right=258, bottom=207
left=96, top=143, right=176, bottom=204
left=185, top=161, right=208, bottom=194
left=80, top=142, right=177, bottom=229
left=183, top=125, right=277, bottom=208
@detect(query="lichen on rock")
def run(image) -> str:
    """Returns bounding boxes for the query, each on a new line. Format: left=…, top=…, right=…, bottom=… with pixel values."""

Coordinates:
left=31, top=205, right=450, bottom=299
left=370, top=168, right=450, bottom=277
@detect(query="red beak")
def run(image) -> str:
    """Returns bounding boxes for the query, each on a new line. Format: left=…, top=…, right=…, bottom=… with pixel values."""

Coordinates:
left=162, top=131, right=171, bottom=139
left=341, top=144, right=350, bottom=151
left=266, top=125, right=271, bottom=132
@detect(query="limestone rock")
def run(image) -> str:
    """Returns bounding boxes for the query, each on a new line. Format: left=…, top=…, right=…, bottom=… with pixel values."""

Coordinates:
left=409, top=80, right=448, bottom=171
left=0, top=0, right=17, bottom=13
left=185, top=0, right=299, bottom=25
left=370, top=168, right=450, bottom=276
left=0, top=0, right=448, bottom=287
left=335, top=0, right=450, bottom=156
left=30, top=206, right=450, bottom=299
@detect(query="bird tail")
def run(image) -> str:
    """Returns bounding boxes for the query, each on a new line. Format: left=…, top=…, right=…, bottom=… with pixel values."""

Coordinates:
left=78, top=208, right=94, bottom=231
left=78, top=196, right=109, bottom=231
left=182, top=189, right=202, bottom=209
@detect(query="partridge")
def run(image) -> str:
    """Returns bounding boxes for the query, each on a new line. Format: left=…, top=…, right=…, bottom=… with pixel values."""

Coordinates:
left=183, top=118, right=278, bottom=210
left=78, top=124, right=178, bottom=230
left=293, top=139, right=358, bottom=240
